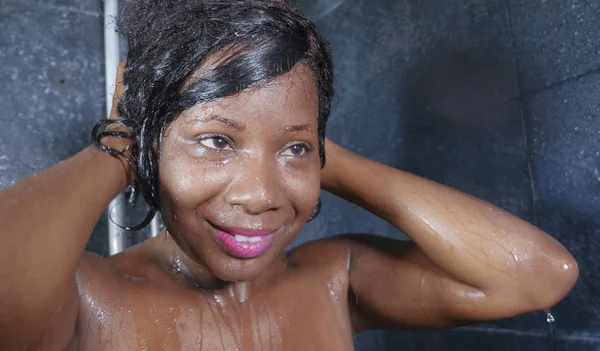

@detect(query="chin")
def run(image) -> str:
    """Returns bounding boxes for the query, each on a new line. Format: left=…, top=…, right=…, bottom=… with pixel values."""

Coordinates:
left=167, top=215, right=305, bottom=283
left=200, top=244, right=285, bottom=282
left=185, top=226, right=297, bottom=283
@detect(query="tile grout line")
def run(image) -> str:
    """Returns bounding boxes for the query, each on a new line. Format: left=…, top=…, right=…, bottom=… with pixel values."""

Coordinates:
left=501, top=0, right=541, bottom=227
left=521, top=66, right=600, bottom=99
left=444, top=63, right=599, bottom=120
left=457, top=326, right=600, bottom=342
left=501, top=2, right=553, bottom=349
left=500, top=5, right=600, bottom=347
left=517, top=100, right=540, bottom=224
left=457, top=326, right=546, bottom=338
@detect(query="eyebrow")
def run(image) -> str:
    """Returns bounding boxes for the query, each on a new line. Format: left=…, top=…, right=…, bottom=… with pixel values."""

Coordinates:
left=189, top=115, right=313, bottom=134
left=281, top=124, right=314, bottom=133
left=193, top=115, right=246, bottom=131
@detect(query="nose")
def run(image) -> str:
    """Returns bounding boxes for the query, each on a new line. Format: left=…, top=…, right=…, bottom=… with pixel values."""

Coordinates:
left=223, top=156, right=285, bottom=215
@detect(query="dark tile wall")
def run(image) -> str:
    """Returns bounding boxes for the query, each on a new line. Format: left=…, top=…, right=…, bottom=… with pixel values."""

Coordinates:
left=1, top=0, right=599, bottom=350
left=523, top=71, right=600, bottom=336
left=506, top=0, right=600, bottom=93
left=0, top=0, right=110, bottom=253
left=292, top=0, right=600, bottom=350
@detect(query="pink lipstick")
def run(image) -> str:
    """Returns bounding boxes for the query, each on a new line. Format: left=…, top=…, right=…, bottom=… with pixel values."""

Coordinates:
left=210, top=224, right=277, bottom=259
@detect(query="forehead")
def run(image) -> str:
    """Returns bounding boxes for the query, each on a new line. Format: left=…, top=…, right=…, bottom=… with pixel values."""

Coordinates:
left=182, top=63, right=319, bottom=124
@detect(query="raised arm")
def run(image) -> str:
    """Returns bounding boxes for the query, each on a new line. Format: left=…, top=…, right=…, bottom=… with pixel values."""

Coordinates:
left=0, top=65, right=131, bottom=349
left=321, top=139, right=578, bottom=331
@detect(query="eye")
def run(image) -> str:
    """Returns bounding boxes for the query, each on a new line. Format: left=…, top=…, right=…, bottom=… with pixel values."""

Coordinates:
left=281, top=143, right=311, bottom=157
left=198, top=135, right=232, bottom=150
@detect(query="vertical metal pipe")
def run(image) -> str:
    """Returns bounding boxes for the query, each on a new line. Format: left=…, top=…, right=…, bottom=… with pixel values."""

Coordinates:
left=104, top=0, right=126, bottom=255
left=150, top=212, right=162, bottom=238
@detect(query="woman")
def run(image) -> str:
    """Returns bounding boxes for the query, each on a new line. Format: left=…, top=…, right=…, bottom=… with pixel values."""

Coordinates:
left=0, top=0, right=578, bottom=350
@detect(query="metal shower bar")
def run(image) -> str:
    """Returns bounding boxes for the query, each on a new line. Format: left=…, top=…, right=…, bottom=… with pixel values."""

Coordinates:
left=104, top=0, right=126, bottom=255
left=104, top=0, right=161, bottom=255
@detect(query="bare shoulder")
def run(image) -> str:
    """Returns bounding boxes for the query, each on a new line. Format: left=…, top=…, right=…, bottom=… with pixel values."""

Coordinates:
left=287, top=234, right=408, bottom=271
left=76, top=243, right=170, bottom=297
left=287, top=235, right=354, bottom=271
left=26, top=249, right=147, bottom=351
left=285, top=235, right=357, bottom=297
left=76, top=251, right=123, bottom=295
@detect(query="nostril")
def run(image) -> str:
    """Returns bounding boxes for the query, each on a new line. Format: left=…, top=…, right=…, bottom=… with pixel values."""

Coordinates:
left=226, top=187, right=282, bottom=215
left=223, top=167, right=285, bottom=213
left=240, top=196, right=280, bottom=215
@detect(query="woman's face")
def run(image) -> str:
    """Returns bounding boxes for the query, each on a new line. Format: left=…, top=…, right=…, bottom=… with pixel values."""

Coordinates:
left=158, top=64, right=321, bottom=282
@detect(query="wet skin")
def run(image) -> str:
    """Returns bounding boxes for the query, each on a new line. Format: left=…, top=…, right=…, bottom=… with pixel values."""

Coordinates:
left=76, top=65, right=352, bottom=350
left=0, top=63, right=579, bottom=351
left=75, top=234, right=356, bottom=350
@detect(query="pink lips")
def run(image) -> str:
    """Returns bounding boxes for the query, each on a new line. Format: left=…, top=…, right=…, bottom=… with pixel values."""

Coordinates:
left=211, top=224, right=277, bottom=259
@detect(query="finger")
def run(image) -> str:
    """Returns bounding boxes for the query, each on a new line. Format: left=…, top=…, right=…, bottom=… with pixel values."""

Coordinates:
left=110, top=61, right=127, bottom=120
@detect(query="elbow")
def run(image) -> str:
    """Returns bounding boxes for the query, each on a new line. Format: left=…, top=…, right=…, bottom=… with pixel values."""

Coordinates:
left=547, top=255, right=579, bottom=308
left=525, top=253, right=579, bottom=311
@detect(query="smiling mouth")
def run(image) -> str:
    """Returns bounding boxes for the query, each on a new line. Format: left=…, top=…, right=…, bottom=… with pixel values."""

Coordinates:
left=208, top=222, right=278, bottom=259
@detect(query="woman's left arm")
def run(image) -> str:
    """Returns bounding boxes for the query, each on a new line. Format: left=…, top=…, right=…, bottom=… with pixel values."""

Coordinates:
left=321, top=139, right=579, bottom=331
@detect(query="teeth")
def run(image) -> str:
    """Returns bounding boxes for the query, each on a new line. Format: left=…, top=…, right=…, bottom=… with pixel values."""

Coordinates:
left=234, top=234, right=262, bottom=243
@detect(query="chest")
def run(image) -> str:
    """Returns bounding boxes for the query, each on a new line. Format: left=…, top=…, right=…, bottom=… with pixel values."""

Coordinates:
left=76, top=278, right=354, bottom=350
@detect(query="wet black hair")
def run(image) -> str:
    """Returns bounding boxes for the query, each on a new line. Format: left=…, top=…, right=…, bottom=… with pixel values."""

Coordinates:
left=92, top=0, right=333, bottom=222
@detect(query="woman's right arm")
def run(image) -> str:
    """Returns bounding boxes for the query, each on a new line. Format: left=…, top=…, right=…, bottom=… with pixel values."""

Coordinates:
left=0, top=69, right=131, bottom=350
left=0, top=144, right=131, bottom=349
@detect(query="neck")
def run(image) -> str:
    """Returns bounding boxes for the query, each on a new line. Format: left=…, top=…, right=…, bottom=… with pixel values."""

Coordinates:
left=154, top=230, right=287, bottom=302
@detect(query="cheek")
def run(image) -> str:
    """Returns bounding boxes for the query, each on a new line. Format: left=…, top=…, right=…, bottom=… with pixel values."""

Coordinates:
left=283, top=164, right=321, bottom=216
left=159, top=156, right=228, bottom=209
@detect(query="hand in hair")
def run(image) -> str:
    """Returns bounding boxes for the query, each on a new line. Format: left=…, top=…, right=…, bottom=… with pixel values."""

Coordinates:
left=95, top=62, right=136, bottom=183
left=110, top=61, right=126, bottom=121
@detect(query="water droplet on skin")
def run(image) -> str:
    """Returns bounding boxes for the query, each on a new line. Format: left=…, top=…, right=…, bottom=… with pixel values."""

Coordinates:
left=545, top=309, right=555, bottom=323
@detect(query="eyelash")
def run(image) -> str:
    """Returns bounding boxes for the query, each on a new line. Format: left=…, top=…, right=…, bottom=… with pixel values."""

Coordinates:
left=197, top=134, right=233, bottom=151
left=281, top=142, right=313, bottom=157
left=196, top=135, right=314, bottom=158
